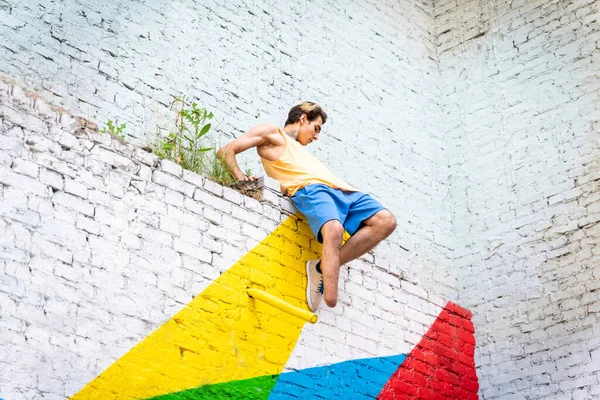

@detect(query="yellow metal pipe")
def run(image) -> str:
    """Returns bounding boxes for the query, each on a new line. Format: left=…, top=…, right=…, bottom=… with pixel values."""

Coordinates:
left=247, top=288, right=318, bottom=324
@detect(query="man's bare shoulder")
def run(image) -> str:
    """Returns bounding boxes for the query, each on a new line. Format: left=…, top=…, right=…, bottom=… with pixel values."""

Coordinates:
left=250, top=123, right=279, bottom=135
left=251, top=123, right=284, bottom=146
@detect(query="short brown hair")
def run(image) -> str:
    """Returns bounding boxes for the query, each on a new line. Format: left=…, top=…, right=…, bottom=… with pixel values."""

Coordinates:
left=285, top=101, right=328, bottom=126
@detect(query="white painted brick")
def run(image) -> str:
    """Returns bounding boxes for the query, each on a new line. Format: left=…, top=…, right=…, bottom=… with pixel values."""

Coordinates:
left=243, top=196, right=262, bottom=213
left=137, top=165, right=152, bottom=181
left=159, top=159, right=183, bottom=177
left=262, top=188, right=280, bottom=205
left=159, top=216, right=181, bottom=236
left=173, top=239, right=211, bottom=263
left=132, top=148, right=158, bottom=166
left=1, top=2, right=598, bottom=397
left=231, top=205, right=261, bottom=226
left=241, top=223, right=267, bottom=242
left=258, top=175, right=280, bottom=192
left=193, top=189, right=231, bottom=213
left=64, top=178, right=88, bottom=199
left=203, top=178, right=223, bottom=196
left=223, top=186, right=242, bottom=204
left=182, top=169, right=205, bottom=187
left=33, top=237, right=73, bottom=264
left=39, top=168, right=64, bottom=190
left=402, top=281, right=428, bottom=300
left=0, top=167, right=48, bottom=197
left=152, top=170, right=194, bottom=196
left=52, top=192, right=94, bottom=216
left=202, top=206, right=223, bottom=225
left=280, top=197, right=297, bottom=214
left=11, top=158, right=38, bottom=178
left=165, top=189, right=184, bottom=207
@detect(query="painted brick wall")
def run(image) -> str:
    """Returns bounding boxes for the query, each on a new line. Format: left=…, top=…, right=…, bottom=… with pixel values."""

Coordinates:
left=437, top=0, right=600, bottom=398
left=3, top=0, right=599, bottom=398
left=0, top=0, right=457, bottom=300
left=0, top=79, right=478, bottom=398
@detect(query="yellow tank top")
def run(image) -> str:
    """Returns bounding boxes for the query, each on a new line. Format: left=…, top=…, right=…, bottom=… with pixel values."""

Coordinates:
left=261, top=128, right=356, bottom=196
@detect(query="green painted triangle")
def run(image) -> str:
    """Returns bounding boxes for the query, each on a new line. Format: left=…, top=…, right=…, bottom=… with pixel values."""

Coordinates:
left=145, top=374, right=279, bottom=400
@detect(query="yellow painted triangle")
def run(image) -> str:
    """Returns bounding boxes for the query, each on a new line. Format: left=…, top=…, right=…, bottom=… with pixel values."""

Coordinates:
left=71, top=216, right=321, bottom=400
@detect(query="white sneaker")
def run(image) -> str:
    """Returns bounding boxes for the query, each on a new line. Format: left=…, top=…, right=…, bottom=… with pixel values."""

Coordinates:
left=305, top=260, right=324, bottom=312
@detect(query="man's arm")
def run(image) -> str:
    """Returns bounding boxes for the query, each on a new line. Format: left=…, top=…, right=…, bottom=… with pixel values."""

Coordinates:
left=217, top=123, right=279, bottom=182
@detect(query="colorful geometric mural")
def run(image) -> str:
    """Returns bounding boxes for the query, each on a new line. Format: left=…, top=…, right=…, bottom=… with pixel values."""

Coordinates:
left=71, top=217, right=478, bottom=399
left=378, top=304, right=479, bottom=399
left=72, top=217, right=318, bottom=399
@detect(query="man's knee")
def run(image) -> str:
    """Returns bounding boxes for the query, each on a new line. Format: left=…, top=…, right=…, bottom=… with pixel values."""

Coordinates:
left=320, top=220, right=344, bottom=242
left=378, top=210, right=397, bottom=236
left=324, top=294, right=337, bottom=308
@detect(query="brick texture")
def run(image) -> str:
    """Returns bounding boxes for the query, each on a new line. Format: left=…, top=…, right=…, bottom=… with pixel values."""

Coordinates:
left=0, top=77, right=475, bottom=399
left=0, top=0, right=456, bottom=300
left=438, top=0, right=600, bottom=398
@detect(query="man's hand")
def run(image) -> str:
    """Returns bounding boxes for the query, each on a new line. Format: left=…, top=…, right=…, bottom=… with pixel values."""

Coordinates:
left=239, top=175, right=259, bottom=182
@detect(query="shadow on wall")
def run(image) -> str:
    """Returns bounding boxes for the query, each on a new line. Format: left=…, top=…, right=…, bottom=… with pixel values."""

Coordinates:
left=71, top=217, right=478, bottom=400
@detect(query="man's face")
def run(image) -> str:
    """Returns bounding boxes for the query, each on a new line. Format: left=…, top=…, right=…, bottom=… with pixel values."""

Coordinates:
left=297, top=115, right=323, bottom=146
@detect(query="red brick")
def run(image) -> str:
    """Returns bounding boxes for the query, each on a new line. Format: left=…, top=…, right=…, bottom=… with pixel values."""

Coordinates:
left=419, top=338, right=434, bottom=351
left=413, top=371, right=428, bottom=387
left=458, top=352, right=475, bottom=367
left=438, top=355, right=453, bottom=370
left=396, top=381, right=418, bottom=396
left=408, top=347, right=422, bottom=362
left=442, top=381, right=455, bottom=395
left=453, top=304, right=472, bottom=319
left=433, top=343, right=459, bottom=360
left=424, top=349, right=439, bottom=365
left=425, top=328, right=440, bottom=340
left=461, top=377, right=479, bottom=392
left=438, top=309, right=450, bottom=322
left=462, top=319, right=475, bottom=333
left=448, top=314, right=462, bottom=327
left=458, top=330, right=476, bottom=346
left=402, top=369, right=415, bottom=384
left=452, top=361, right=467, bottom=376
left=464, top=344, right=475, bottom=358
left=444, top=302, right=456, bottom=313
left=454, top=387, right=478, bottom=399
left=418, top=387, right=438, bottom=400
left=465, top=367, right=478, bottom=381
left=414, top=359, right=434, bottom=376
left=434, top=369, right=460, bottom=386
left=436, top=321, right=452, bottom=334
left=428, top=378, right=444, bottom=392
left=453, top=340, right=464, bottom=354
left=438, top=332, right=453, bottom=347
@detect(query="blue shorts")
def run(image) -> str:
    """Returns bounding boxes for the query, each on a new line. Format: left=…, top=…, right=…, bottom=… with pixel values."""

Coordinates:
left=291, top=184, right=387, bottom=243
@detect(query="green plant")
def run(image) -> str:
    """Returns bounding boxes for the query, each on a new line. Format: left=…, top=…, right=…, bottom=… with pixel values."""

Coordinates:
left=100, top=119, right=126, bottom=140
left=149, top=97, right=243, bottom=186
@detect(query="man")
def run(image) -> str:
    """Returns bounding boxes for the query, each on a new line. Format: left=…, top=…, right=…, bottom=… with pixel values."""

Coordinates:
left=217, top=102, right=396, bottom=312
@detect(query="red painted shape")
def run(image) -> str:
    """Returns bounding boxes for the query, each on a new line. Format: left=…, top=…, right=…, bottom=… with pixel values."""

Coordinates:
left=377, top=302, right=479, bottom=400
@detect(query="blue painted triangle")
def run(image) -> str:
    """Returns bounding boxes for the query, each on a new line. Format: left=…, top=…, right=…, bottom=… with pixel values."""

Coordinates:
left=268, top=354, right=407, bottom=400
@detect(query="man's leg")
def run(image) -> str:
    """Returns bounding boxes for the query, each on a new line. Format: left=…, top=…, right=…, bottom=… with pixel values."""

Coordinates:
left=339, top=210, right=396, bottom=265
left=320, top=210, right=396, bottom=307
left=320, top=211, right=396, bottom=308
left=320, top=220, right=345, bottom=308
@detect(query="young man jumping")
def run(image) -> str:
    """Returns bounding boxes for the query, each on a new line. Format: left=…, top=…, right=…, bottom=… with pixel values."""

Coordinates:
left=217, top=102, right=396, bottom=312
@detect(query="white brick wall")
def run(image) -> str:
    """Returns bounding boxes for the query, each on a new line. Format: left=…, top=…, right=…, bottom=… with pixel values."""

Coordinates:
left=3, top=0, right=598, bottom=397
left=0, top=77, right=457, bottom=399
left=0, top=0, right=456, bottom=300
left=438, top=0, right=600, bottom=398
